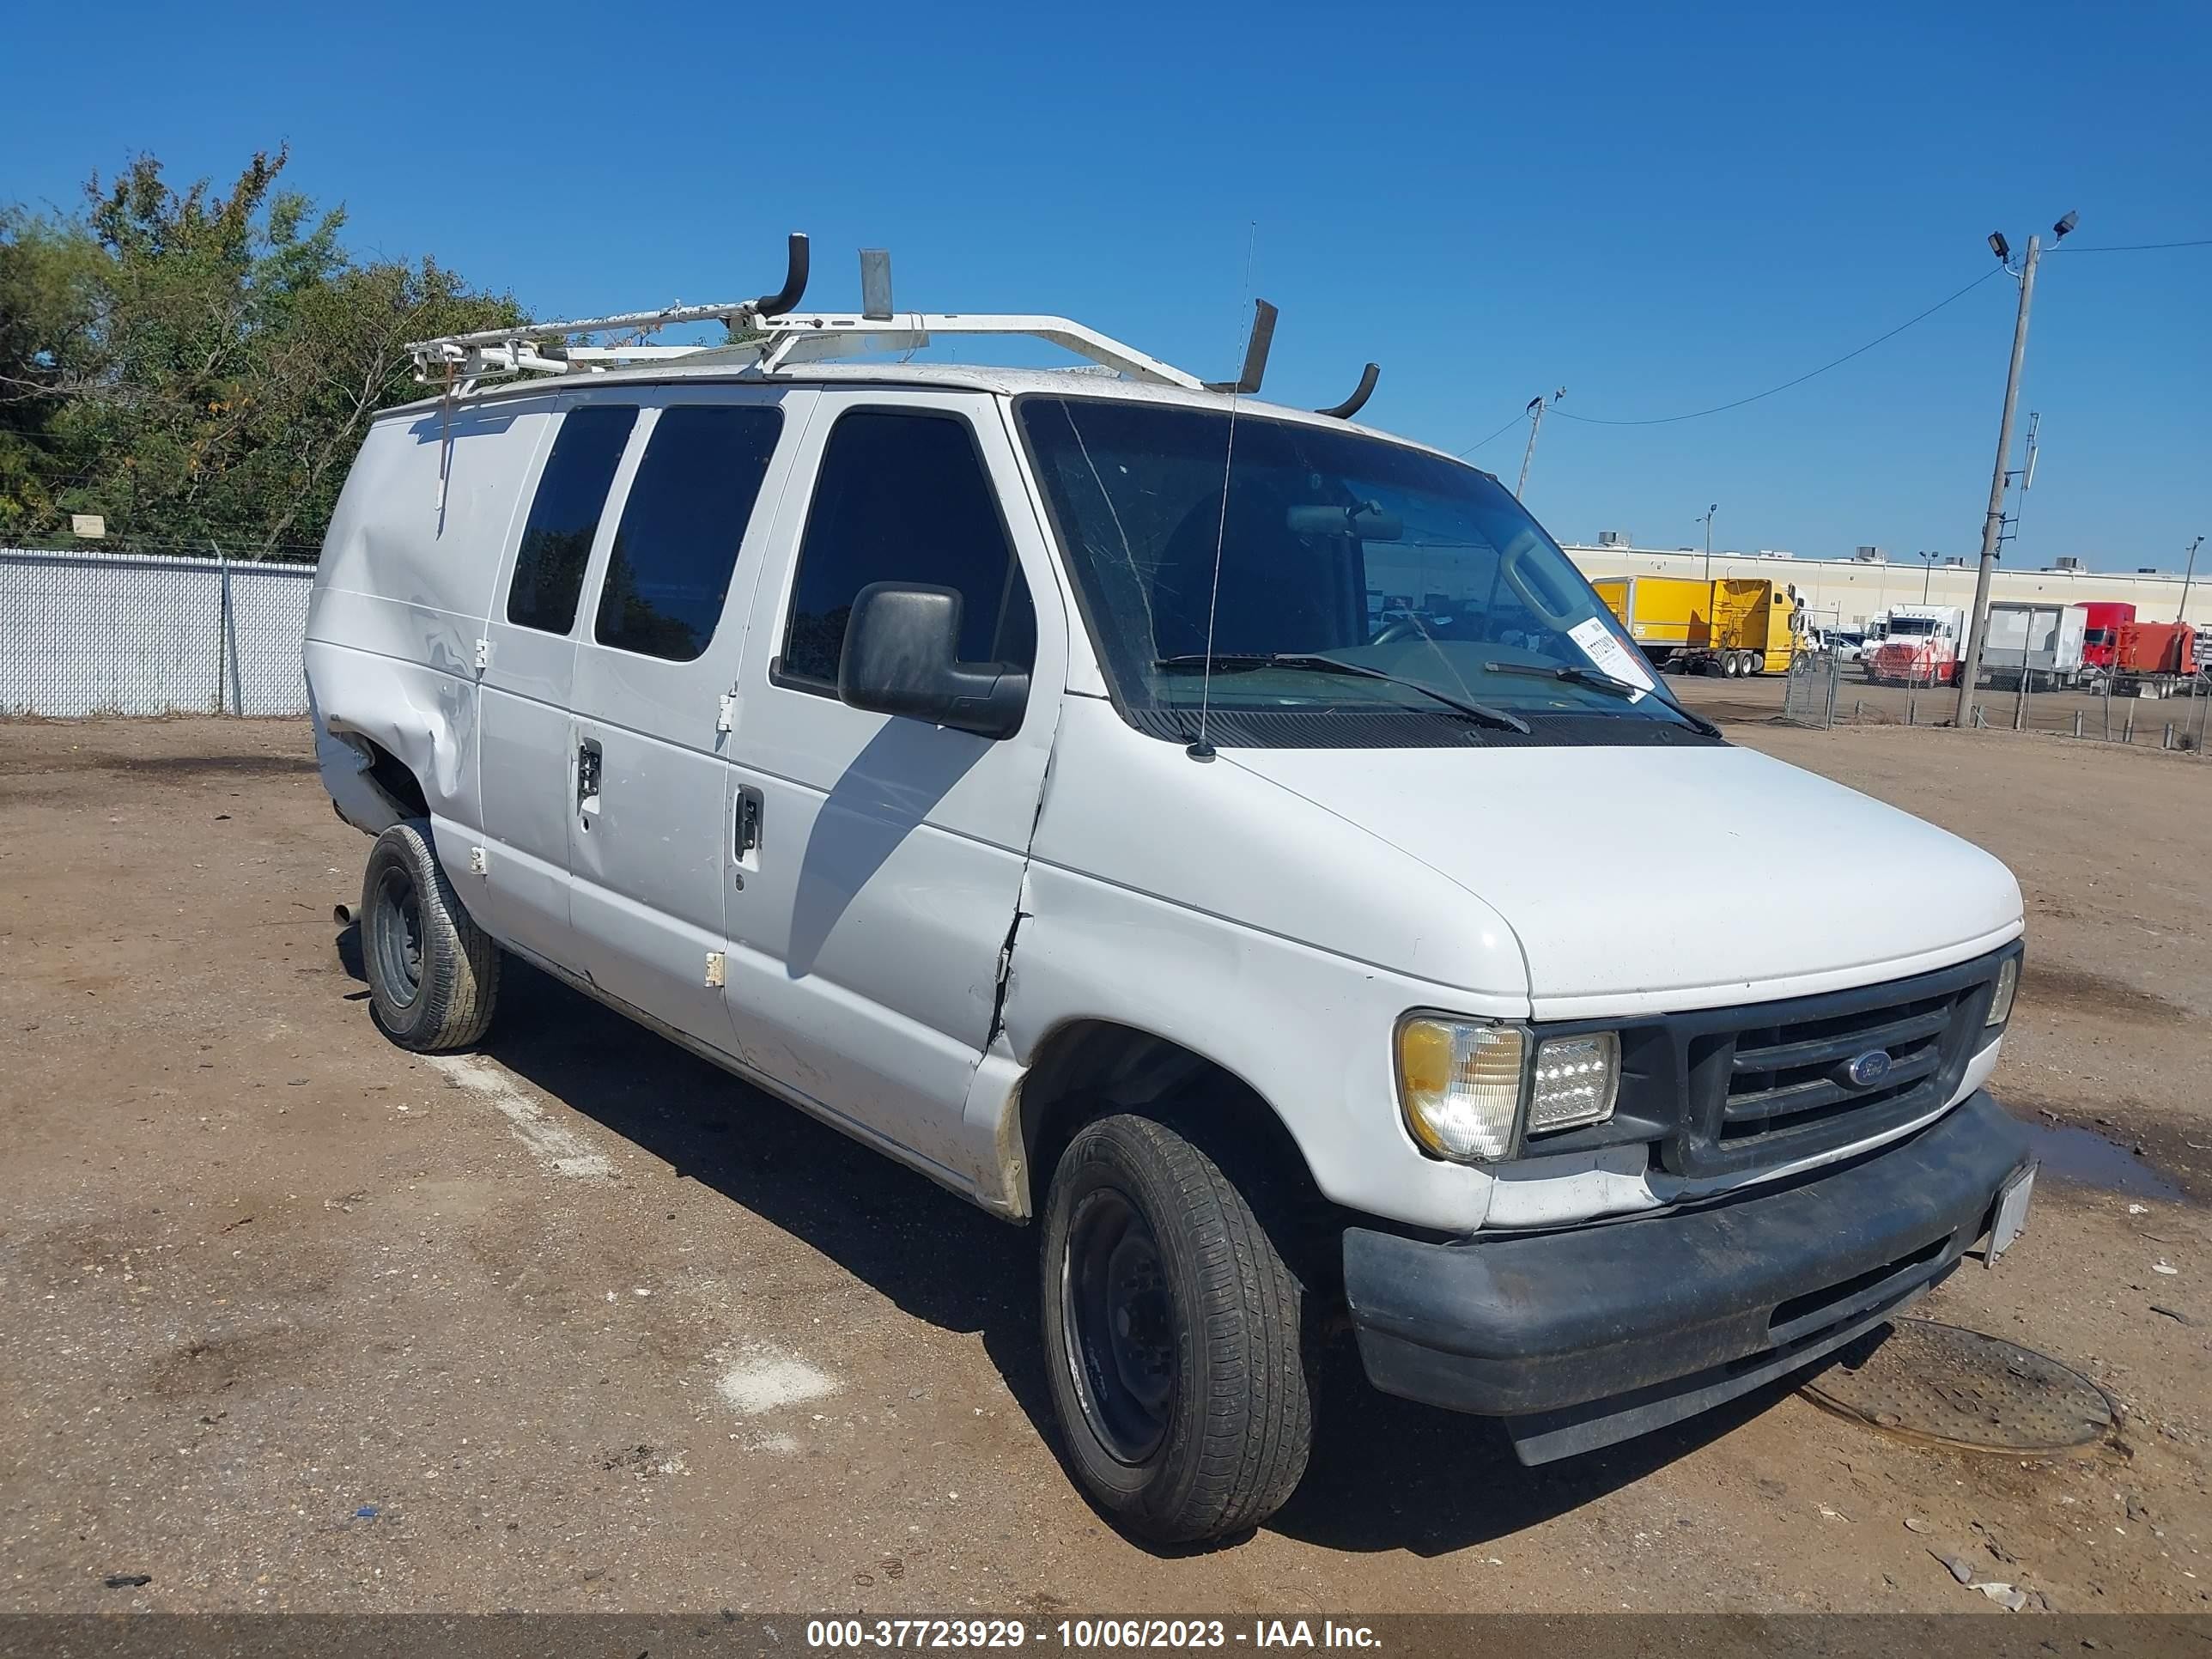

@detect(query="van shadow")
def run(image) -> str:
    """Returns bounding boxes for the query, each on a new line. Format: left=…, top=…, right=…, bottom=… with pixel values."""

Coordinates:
left=335, top=927, right=1808, bottom=1558
left=1269, top=1358, right=1802, bottom=1556
left=447, top=949, right=1051, bottom=1418
left=785, top=720, right=987, bottom=979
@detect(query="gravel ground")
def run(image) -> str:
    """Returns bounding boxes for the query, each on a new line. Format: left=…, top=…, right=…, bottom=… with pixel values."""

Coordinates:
left=0, top=714, right=2205, bottom=1615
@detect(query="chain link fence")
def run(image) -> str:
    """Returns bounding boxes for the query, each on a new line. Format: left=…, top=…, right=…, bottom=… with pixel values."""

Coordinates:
left=1780, top=610, right=1842, bottom=728
left=0, top=546, right=317, bottom=717
left=1828, top=664, right=2211, bottom=755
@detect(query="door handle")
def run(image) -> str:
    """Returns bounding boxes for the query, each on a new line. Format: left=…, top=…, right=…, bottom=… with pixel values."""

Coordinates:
left=734, top=785, right=763, bottom=863
left=577, top=739, right=603, bottom=822
left=732, top=785, right=763, bottom=890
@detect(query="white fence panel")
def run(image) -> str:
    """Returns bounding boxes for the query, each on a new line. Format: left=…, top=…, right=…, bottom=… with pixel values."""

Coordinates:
left=0, top=548, right=315, bottom=718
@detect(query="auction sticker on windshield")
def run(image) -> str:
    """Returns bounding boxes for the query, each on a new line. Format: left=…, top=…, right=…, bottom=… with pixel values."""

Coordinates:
left=1567, top=617, right=1654, bottom=700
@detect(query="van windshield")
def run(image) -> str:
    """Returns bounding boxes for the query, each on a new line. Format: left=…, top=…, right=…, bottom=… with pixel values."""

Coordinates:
left=1018, top=398, right=1707, bottom=742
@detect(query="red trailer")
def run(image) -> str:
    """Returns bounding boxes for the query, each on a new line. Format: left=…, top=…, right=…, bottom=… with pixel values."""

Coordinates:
left=2112, top=619, right=2201, bottom=698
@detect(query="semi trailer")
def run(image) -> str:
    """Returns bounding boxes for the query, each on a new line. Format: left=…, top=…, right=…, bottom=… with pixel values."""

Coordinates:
left=1592, top=575, right=1804, bottom=677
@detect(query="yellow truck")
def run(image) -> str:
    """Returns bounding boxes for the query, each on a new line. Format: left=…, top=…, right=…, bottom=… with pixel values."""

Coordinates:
left=1591, top=575, right=1804, bottom=678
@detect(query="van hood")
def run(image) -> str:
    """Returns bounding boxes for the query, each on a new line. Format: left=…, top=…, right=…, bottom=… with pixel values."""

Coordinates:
left=1224, top=740, right=2022, bottom=1020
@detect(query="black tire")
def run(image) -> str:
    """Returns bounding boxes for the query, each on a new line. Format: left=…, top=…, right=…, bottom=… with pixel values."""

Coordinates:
left=1040, top=1113, right=1313, bottom=1544
left=361, top=820, right=500, bottom=1052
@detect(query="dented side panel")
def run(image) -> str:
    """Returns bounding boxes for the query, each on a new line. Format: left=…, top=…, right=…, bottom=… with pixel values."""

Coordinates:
left=306, top=641, right=479, bottom=836
left=306, top=398, right=556, bottom=882
left=957, top=696, right=1534, bottom=1233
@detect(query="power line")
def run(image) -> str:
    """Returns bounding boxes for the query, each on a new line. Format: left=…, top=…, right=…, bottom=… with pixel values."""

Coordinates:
left=2054, top=237, right=2212, bottom=253
left=1455, top=410, right=1528, bottom=457
left=1552, top=266, right=2004, bottom=428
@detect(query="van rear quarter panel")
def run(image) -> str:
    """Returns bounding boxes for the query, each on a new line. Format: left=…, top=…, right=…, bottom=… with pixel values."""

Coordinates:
left=307, top=396, right=558, bottom=837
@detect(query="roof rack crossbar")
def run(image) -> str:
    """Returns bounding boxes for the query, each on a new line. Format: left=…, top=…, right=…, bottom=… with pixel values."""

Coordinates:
left=753, top=313, right=1205, bottom=388
left=402, top=231, right=1373, bottom=402
left=410, top=310, right=1209, bottom=390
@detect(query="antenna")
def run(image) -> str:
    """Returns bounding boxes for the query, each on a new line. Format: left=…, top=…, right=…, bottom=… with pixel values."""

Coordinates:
left=1189, top=226, right=1260, bottom=762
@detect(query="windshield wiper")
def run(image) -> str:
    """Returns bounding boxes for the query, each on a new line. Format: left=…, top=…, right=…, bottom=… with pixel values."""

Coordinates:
left=1482, top=659, right=1723, bottom=738
left=1155, top=653, right=1532, bottom=734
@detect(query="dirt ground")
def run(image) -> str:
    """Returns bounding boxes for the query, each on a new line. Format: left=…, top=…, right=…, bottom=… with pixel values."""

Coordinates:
left=1, top=713, right=2206, bottom=1617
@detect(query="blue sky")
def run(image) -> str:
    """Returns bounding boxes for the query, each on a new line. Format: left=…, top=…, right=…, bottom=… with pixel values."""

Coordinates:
left=8, top=0, right=2205, bottom=570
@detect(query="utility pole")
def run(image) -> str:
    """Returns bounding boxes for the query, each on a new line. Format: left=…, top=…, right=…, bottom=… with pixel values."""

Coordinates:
left=1699, top=504, right=1718, bottom=583
left=1515, top=388, right=1565, bottom=501
left=1956, top=213, right=2074, bottom=726
left=2182, top=535, right=2205, bottom=623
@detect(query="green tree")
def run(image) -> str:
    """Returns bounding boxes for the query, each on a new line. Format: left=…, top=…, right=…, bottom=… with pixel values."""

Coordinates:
left=0, top=145, right=522, bottom=555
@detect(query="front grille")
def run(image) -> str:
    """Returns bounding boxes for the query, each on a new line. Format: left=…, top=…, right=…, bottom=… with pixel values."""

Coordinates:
left=1722, top=988, right=1959, bottom=1140
left=1652, top=950, right=2010, bottom=1180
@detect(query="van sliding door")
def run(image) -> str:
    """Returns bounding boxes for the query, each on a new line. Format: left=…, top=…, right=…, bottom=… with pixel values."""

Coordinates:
left=566, top=387, right=816, bottom=1048
left=475, top=395, right=640, bottom=964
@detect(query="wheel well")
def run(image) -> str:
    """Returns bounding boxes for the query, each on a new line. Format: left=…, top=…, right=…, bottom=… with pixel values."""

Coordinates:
left=1017, top=1021, right=1339, bottom=1286
left=361, top=739, right=429, bottom=819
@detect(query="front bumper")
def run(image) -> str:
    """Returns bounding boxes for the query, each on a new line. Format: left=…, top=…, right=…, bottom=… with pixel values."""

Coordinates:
left=1344, top=1091, right=2030, bottom=1465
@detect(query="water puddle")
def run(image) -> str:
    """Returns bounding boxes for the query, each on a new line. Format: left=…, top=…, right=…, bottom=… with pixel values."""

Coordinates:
left=2022, top=1120, right=2187, bottom=1204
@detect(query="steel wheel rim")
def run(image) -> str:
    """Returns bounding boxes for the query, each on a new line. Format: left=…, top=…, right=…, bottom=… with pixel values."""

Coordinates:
left=370, top=864, right=424, bottom=1009
left=1060, top=1187, right=1175, bottom=1465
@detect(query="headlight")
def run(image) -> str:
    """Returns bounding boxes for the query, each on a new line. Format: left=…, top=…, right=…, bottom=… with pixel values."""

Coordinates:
left=1396, top=1017, right=1525, bottom=1162
left=1529, top=1031, right=1620, bottom=1132
left=1986, top=956, right=2019, bottom=1028
left=1395, top=1018, right=1623, bottom=1162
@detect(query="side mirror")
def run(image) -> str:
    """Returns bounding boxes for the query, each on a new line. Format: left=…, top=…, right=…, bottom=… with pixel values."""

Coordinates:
left=838, top=582, right=1029, bottom=739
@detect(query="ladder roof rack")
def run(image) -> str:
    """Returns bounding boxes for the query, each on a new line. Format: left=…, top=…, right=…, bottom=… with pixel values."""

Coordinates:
left=405, top=233, right=1382, bottom=416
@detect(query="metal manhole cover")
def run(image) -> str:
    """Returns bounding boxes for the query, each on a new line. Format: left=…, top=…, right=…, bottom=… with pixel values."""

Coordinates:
left=1798, top=1317, right=2116, bottom=1454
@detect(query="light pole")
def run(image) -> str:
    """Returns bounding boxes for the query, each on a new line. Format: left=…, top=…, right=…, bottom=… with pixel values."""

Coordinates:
left=2181, top=536, right=2204, bottom=623
left=1919, top=550, right=1942, bottom=603
left=1956, top=210, right=2076, bottom=725
left=1515, top=387, right=1565, bottom=501
left=1699, top=504, right=1718, bottom=583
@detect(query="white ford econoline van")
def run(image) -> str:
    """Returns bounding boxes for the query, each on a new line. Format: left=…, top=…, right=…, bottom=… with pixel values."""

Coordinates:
left=305, top=244, right=2033, bottom=1543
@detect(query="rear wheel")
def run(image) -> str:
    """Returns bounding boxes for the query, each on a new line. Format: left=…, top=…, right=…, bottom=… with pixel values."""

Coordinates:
left=361, top=820, right=500, bottom=1052
left=1041, top=1113, right=1314, bottom=1544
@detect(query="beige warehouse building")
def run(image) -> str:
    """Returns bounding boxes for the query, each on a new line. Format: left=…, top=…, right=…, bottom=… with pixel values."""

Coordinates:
left=1560, top=541, right=2210, bottom=630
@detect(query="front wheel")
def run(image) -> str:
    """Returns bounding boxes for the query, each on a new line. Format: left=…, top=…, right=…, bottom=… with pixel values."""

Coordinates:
left=361, top=820, right=501, bottom=1051
left=1040, top=1113, right=1314, bottom=1544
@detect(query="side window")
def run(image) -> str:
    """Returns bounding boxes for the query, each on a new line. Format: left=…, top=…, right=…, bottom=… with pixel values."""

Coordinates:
left=780, top=410, right=1036, bottom=688
left=507, top=404, right=638, bottom=634
left=594, top=404, right=783, bottom=662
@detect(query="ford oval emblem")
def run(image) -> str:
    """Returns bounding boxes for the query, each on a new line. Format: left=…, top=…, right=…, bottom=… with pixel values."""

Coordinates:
left=1846, top=1049, right=1893, bottom=1087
